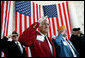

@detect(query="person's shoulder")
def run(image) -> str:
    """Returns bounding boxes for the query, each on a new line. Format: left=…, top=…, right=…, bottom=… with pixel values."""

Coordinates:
left=71, top=34, right=76, bottom=38
left=1, top=36, right=8, bottom=40
left=71, top=34, right=75, bottom=36
left=80, top=33, right=84, bottom=36
left=3, top=36, right=8, bottom=38
left=55, top=34, right=63, bottom=39
left=36, top=31, right=40, bottom=34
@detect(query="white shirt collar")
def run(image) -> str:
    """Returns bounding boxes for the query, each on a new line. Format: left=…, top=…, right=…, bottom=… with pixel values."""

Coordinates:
left=7, top=38, right=13, bottom=41
left=63, top=37, right=66, bottom=40
left=15, top=41, right=19, bottom=44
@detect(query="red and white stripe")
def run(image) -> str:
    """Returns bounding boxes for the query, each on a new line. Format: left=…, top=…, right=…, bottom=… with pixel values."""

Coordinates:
left=1, top=1, right=11, bottom=57
left=47, top=1, right=72, bottom=40
left=15, top=1, right=41, bottom=57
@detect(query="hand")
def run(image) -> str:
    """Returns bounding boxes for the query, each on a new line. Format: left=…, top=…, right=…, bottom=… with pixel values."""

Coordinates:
left=7, top=35, right=12, bottom=38
left=61, top=30, right=65, bottom=35
left=62, top=33, right=67, bottom=37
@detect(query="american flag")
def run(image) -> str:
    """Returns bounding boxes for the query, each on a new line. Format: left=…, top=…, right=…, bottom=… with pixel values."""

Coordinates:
left=1, top=1, right=11, bottom=39
left=43, top=1, right=72, bottom=40
left=1, top=1, right=11, bottom=57
left=15, top=1, right=41, bottom=57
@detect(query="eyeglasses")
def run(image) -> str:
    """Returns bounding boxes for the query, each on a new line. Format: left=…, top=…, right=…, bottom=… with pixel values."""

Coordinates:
left=12, top=34, right=18, bottom=37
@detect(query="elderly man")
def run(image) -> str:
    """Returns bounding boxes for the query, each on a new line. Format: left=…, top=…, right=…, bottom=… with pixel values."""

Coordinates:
left=19, top=16, right=56, bottom=57
left=52, top=25, right=79, bottom=57
left=70, top=28, right=84, bottom=57
left=0, top=31, right=27, bottom=57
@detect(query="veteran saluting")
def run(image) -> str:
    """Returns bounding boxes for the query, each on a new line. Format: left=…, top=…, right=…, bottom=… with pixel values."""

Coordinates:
left=52, top=25, right=79, bottom=57
left=19, top=16, right=56, bottom=57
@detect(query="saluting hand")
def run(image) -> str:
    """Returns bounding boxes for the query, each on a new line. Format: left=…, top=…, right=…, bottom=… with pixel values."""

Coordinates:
left=6, top=35, right=12, bottom=38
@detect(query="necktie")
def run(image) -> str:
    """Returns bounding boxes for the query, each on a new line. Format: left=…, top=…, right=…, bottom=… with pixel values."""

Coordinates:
left=66, top=39, right=77, bottom=57
left=16, top=42, right=23, bottom=54
left=44, top=37, right=48, bottom=45
left=17, top=42, right=20, bottom=48
left=66, top=39, right=73, bottom=48
left=44, top=36, right=53, bottom=56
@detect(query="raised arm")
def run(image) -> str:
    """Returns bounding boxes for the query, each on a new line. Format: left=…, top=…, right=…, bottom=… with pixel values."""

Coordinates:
left=19, top=16, right=48, bottom=47
left=19, top=22, right=39, bottom=47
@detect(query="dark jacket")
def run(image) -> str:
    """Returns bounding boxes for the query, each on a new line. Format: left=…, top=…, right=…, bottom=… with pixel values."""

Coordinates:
left=70, top=33, right=84, bottom=57
left=0, top=36, right=27, bottom=57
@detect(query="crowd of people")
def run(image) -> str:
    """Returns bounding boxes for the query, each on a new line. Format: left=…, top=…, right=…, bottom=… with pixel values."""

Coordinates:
left=0, top=16, right=84, bottom=57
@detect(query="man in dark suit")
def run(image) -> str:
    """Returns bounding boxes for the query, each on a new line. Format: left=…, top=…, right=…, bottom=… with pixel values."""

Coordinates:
left=70, top=28, right=84, bottom=57
left=0, top=31, right=27, bottom=57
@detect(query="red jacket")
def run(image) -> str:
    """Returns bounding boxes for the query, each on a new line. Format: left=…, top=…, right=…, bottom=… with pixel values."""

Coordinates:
left=19, top=22, right=56, bottom=57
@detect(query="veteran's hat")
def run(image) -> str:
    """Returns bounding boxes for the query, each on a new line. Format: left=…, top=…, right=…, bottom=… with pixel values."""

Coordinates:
left=73, top=28, right=80, bottom=31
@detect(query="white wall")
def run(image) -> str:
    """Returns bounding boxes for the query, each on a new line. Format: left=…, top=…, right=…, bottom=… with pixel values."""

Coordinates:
left=68, top=1, right=84, bottom=33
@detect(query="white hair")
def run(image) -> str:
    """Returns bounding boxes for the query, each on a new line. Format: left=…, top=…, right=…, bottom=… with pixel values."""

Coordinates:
left=38, top=16, right=48, bottom=23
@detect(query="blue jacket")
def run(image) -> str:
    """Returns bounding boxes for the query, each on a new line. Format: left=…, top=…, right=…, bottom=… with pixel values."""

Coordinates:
left=53, top=34, right=79, bottom=57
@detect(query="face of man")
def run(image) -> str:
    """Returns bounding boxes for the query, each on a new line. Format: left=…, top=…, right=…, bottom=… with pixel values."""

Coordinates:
left=58, top=28, right=67, bottom=37
left=12, top=34, right=19, bottom=42
left=74, top=31, right=80, bottom=35
left=38, top=19, right=49, bottom=35
left=58, top=29, right=65, bottom=34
